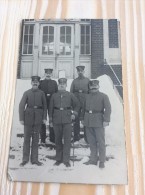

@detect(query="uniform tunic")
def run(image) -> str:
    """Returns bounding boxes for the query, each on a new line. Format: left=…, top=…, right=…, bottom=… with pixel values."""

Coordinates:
left=70, top=76, right=89, bottom=141
left=83, top=91, right=111, bottom=163
left=39, top=79, right=58, bottom=143
left=19, top=88, right=47, bottom=163
left=49, top=90, right=80, bottom=163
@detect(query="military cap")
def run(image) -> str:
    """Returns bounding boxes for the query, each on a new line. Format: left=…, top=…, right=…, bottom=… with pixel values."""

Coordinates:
left=89, top=80, right=99, bottom=88
left=31, top=76, right=41, bottom=82
left=58, top=78, right=67, bottom=84
left=44, top=68, right=53, bottom=73
left=76, top=66, right=85, bottom=71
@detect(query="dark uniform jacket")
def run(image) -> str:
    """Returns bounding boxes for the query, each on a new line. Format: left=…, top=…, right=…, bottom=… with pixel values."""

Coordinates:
left=19, top=89, right=47, bottom=126
left=49, top=91, right=80, bottom=124
left=82, top=91, right=111, bottom=127
left=39, top=79, right=58, bottom=107
left=70, top=76, right=89, bottom=108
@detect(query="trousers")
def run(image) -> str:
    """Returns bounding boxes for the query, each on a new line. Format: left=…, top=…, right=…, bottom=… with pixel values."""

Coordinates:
left=54, top=123, right=72, bottom=163
left=86, top=127, right=105, bottom=163
left=23, top=124, right=41, bottom=163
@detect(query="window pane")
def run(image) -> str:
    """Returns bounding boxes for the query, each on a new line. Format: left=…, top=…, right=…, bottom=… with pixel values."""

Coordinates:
left=66, top=35, right=71, bottom=44
left=43, top=35, right=48, bottom=43
left=81, top=26, right=85, bottom=34
left=42, top=46, right=47, bottom=55
left=48, top=43, right=54, bottom=55
left=28, top=45, right=32, bottom=54
left=29, top=25, right=34, bottom=34
left=81, top=45, right=84, bottom=54
left=86, top=44, right=90, bottom=54
left=49, top=26, right=54, bottom=34
left=66, top=26, right=71, bottom=34
left=86, top=26, right=90, bottom=34
left=43, top=26, right=48, bottom=34
left=86, top=35, right=90, bottom=44
left=60, top=36, right=65, bottom=43
left=23, top=45, right=27, bottom=54
left=81, top=35, right=85, bottom=44
left=24, top=35, right=28, bottom=44
left=29, top=35, right=33, bottom=44
left=24, top=25, right=29, bottom=34
left=49, top=35, right=54, bottom=43
left=60, top=26, right=65, bottom=35
left=108, top=19, right=119, bottom=48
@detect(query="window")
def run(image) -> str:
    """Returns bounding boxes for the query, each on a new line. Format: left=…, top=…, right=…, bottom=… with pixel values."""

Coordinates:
left=80, top=25, right=91, bottom=54
left=108, top=19, right=119, bottom=48
left=59, top=26, right=71, bottom=55
left=42, top=26, right=54, bottom=55
left=22, top=25, right=34, bottom=55
left=81, top=19, right=91, bottom=22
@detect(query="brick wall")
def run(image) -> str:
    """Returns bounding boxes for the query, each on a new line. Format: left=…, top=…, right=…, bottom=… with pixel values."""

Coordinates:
left=91, top=19, right=104, bottom=78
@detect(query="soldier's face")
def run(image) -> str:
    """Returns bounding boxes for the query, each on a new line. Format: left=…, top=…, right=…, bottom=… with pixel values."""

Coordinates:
left=77, top=70, right=84, bottom=77
left=31, top=81, right=39, bottom=89
left=58, top=83, right=67, bottom=91
left=90, top=85, right=99, bottom=92
left=45, top=72, right=52, bottom=79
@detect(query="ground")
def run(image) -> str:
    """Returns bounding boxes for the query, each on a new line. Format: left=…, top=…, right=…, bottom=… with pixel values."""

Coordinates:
left=8, top=75, right=127, bottom=184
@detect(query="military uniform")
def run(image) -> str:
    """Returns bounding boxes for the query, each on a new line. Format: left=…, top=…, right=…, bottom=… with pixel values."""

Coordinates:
left=82, top=80, right=111, bottom=167
left=19, top=78, right=47, bottom=164
left=70, top=67, right=89, bottom=141
left=49, top=79, right=80, bottom=165
left=39, top=75, right=58, bottom=143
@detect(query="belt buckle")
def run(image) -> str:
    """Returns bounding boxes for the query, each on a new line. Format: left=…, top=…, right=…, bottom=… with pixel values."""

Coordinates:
left=34, top=106, right=37, bottom=109
left=47, top=94, right=50, bottom=96
left=79, top=90, right=83, bottom=93
left=89, top=110, right=92, bottom=114
left=60, top=108, right=64, bottom=111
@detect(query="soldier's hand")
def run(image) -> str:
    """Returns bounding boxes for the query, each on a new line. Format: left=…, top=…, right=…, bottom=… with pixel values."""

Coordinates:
left=49, top=122, right=53, bottom=127
left=103, top=121, right=109, bottom=127
left=71, top=114, right=75, bottom=121
left=81, top=120, right=84, bottom=128
left=43, top=119, right=47, bottom=124
left=20, top=121, right=24, bottom=125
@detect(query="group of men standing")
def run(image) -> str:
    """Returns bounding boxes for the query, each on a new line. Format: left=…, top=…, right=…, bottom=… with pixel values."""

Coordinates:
left=19, top=66, right=111, bottom=169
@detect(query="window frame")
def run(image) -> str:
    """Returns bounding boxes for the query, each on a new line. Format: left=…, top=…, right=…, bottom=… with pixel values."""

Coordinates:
left=22, top=24, right=35, bottom=55
left=80, top=24, right=91, bottom=55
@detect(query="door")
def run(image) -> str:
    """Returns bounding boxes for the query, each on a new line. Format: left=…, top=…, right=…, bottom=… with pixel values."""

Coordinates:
left=39, top=24, right=74, bottom=78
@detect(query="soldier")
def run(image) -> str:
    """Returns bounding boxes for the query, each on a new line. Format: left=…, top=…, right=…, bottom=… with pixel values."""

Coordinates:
left=82, top=80, right=111, bottom=168
left=70, top=66, right=89, bottom=143
left=19, top=76, right=47, bottom=166
left=39, top=68, right=58, bottom=144
left=49, top=78, right=80, bottom=167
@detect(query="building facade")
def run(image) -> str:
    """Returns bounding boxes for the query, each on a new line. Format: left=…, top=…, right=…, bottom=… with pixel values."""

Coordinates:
left=18, top=19, right=122, bottom=96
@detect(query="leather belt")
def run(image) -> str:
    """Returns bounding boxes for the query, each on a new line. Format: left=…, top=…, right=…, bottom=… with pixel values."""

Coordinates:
left=27, top=106, right=43, bottom=109
left=85, top=110, right=102, bottom=114
left=75, top=90, right=85, bottom=93
left=54, top=107, right=71, bottom=111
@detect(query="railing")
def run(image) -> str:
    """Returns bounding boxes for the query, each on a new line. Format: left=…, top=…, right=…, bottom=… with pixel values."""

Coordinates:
left=104, top=59, right=122, bottom=87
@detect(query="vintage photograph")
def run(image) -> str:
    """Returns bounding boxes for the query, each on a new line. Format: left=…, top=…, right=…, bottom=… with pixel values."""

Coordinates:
left=8, top=19, right=127, bottom=184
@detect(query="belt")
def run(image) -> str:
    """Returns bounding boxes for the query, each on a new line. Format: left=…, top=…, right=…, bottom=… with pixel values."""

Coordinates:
left=46, top=94, right=51, bottom=96
left=54, top=107, right=71, bottom=111
left=75, top=90, right=85, bottom=93
left=27, top=106, right=43, bottom=109
left=85, top=110, right=102, bottom=114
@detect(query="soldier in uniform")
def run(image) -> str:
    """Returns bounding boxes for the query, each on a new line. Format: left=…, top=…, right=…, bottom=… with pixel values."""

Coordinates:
left=70, top=66, right=89, bottom=143
left=39, top=68, right=58, bottom=144
left=82, top=80, right=111, bottom=168
left=19, top=76, right=47, bottom=166
left=49, top=78, right=80, bottom=167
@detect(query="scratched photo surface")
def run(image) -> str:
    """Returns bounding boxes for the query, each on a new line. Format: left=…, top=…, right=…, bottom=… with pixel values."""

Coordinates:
left=8, top=19, right=127, bottom=184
